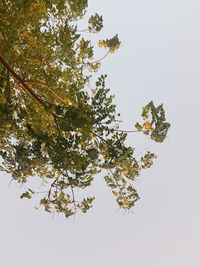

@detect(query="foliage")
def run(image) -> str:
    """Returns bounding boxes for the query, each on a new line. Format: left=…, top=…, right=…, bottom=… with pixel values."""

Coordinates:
left=0, top=0, right=170, bottom=218
left=88, top=13, right=103, bottom=33
left=135, top=101, right=170, bottom=143
left=98, top=35, right=121, bottom=54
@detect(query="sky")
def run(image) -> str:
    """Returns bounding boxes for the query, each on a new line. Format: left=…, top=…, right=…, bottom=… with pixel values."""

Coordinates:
left=0, top=0, right=200, bottom=266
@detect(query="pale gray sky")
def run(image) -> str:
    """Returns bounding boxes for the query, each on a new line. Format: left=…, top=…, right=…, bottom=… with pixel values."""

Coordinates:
left=1, top=1, right=200, bottom=266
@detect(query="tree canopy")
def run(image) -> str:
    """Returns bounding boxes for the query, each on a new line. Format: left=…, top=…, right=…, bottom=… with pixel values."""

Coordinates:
left=0, top=0, right=170, bottom=218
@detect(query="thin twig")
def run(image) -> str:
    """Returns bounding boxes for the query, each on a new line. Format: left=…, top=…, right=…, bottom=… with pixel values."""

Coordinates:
left=82, top=51, right=110, bottom=70
left=112, top=129, right=147, bottom=133
left=70, top=185, right=77, bottom=214
left=77, top=29, right=88, bottom=32
left=91, top=51, right=109, bottom=64
left=48, top=178, right=57, bottom=200
left=91, top=131, right=108, bottom=145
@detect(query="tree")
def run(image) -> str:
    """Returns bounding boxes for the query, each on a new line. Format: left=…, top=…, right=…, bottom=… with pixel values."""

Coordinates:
left=0, top=0, right=170, bottom=218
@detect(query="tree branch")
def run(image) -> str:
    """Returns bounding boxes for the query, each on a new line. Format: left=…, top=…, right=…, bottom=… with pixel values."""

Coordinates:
left=112, top=129, right=147, bottom=133
left=5, top=70, right=11, bottom=103
left=0, top=53, right=45, bottom=106
left=23, top=80, right=66, bottom=104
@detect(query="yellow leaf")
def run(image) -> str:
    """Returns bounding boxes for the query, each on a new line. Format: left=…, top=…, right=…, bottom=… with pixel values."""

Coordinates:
left=5, top=124, right=12, bottom=128
left=91, top=89, right=97, bottom=94
left=98, top=40, right=104, bottom=48
left=112, top=191, right=118, bottom=197
left=121, top=182, right=127, bottom=189
left=143, top=122, right=153, bottom=130
left=123, top=199, right=131, bottom=205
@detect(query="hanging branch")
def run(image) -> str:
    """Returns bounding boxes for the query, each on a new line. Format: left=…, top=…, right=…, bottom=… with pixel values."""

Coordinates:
left=91, top=51, right=110, bottom=64
left=82, top=51, right=110, bottom=70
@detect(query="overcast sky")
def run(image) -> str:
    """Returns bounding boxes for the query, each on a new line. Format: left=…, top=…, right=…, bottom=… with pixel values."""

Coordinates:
left=1, top=1, right=200, bottom=266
